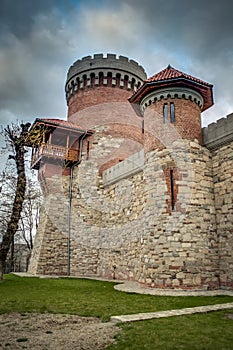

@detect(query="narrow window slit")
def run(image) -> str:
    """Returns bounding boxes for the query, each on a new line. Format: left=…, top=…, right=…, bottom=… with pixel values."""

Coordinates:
left=86, top=141, right=90, bottom=160
left=170, top=169, right=175, bottom=210
left=163, top=103, right=168, bottom=123
left=170, top=102, right=175, bottom=123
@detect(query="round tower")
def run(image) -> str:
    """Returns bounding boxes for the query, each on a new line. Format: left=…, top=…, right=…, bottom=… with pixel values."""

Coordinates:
left=65, top=53, right=147, bottom=118
left=129, top=65, right=213, bottom=146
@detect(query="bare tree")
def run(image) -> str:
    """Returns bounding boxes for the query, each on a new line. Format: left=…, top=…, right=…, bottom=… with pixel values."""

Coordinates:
left=0, top=166, right=17, bottom=272
left=16, top=178, right=42, bottom=268
left=0, top=169, right=42, bottom=273
left=0, top=122, right=31, bottom=281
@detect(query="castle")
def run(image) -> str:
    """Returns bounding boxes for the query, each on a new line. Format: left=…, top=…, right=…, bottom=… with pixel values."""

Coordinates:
left=27, top=54, right=233, bottom=290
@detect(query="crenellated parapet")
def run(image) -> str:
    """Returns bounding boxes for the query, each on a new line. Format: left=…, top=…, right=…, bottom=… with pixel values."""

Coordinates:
left=65, top=53, right=147, bottom=102
left=203, top=113, right=233, bottom=149
left=140, top=87, right=204, bottom=112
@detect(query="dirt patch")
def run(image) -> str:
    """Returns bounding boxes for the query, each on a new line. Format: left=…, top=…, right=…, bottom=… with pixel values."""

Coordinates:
left=224, top=313, right=233, bottom=320
left=0, top=313, right=120, bottom=349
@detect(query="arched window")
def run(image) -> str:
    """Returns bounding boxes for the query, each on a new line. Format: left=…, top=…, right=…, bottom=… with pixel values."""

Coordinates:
left=90, top=73, right=95, bottom=87
left=124, top=75, right=129, bottom=89
left=107, top=72, right=112, bottom=86
left=83, top=74, right=87, bottom=87
left=76, top=77, right=80, bottom=89
left=116, top=73, right=121, bottom=87
left=99, top=72, right=104, bottom=86
left=131, top=78, right=135, bottom=90
left=170, top=103, right=175, bottom=123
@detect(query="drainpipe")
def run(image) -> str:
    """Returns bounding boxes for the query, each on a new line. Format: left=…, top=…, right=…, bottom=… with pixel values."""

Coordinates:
left=67, top=132, right=87, bottom=276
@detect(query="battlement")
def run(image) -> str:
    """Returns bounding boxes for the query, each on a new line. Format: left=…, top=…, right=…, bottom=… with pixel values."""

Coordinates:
left=67, top=53, right=147, bottom=80
left=102, top=112, right=233, bottom=186
left=102, top=149, right=144, bottom=186
left=65, top=53, right=147, bottom=102
left=203, top=113, right=233, bottom=149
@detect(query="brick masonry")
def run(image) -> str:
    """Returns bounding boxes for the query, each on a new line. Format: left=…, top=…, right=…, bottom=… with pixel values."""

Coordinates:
left=28, top=54, right=233, bottom=290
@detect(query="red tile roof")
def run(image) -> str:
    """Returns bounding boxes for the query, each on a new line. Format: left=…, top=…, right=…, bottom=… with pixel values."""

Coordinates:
left=35, top=118, right=89, bottom=132
left=146, top=65, right=212, bottom=87
left=129, top=65, right=213, bottom=111
left=25, top=118, right=93, bottom=146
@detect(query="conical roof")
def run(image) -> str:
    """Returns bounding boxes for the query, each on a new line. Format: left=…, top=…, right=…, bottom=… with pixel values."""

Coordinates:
left=146, top=65, right=211, bottom=86
left=129, top=65, right=213, bottom=111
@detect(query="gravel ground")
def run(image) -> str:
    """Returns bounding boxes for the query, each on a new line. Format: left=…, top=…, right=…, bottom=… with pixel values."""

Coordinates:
left=0, top=313, right=120, bottom=350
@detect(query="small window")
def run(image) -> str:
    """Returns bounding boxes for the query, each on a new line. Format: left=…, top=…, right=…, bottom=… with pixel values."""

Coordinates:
left=131, top=78, right=135, bottom=90
left=163, top=103, right=168, bottom=123
left=116, top=73, right=121, bottom=87
left=83, top=74, right=87, bottom=87
left=90, top=73, right=95, bottom=87
left=170, top=103, right=175, bottom=123
left=107, top=72, right=112, bottom=86
left=99, top=72, right=104, bottom=86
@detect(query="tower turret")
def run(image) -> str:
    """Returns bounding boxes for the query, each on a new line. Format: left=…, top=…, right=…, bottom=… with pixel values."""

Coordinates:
left=129, top=65, right=213, bottom=144
left=65, top=53, right=147, bottom=118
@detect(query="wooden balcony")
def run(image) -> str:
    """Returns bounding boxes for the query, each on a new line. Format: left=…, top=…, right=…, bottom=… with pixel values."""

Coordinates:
left=31, top=144, right=79, bottom=169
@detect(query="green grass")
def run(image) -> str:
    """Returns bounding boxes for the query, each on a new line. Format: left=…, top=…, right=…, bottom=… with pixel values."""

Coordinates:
left=0, top=274, right=233, bottom=349
left=0, top=274, right=232, bottom=320
left=107, top=311, right=233, bottom=350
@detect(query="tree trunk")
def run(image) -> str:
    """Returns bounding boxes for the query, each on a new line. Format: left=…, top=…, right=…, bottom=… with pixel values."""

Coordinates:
left=0, top=146, right=26, bottom=281
left=0, top=259, right=4, bottom=281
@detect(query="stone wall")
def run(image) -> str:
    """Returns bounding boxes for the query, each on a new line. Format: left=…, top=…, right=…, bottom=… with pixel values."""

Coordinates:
left=203, top=113, right=233, bottom=149
left=28, top=110, right=233, bottom=290
left=139, top=139, right=218, bottom=289
left=29, top=175, right=69, bottom=275
left=80, top=138, right=217, bottom=289
left=70, top=168, right=145, bottom=280
left=29, top=132, right=221, bottom=289
left=209, top=138, right=233, bottom=289
left=203, top=113, right=233, bottom=290
left=102, top=149, right=144, bottom=186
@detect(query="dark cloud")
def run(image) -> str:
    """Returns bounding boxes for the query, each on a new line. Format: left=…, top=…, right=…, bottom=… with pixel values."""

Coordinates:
left=0, top=0, right=80, bottom=124
left=101, top=0, right=233, bottom=124
left=117, top=0, right=233, bottom=61
left=0, top=0, right=74, bottom=37
left=123, top=0, right=233, bottom=46
left=0, top=0, right=232, bottom=127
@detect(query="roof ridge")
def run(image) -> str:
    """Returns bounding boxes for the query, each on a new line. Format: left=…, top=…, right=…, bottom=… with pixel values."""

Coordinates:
left=146, top=66, right=211, bottom=87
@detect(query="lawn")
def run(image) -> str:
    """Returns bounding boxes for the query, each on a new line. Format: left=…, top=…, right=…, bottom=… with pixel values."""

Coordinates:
left=107, top=311, right=233, bottom=350
left=0, top=274, right=233, bottom=349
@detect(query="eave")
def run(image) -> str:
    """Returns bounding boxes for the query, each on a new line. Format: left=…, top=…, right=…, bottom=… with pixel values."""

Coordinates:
left=129, top=77, right=213, bottom=112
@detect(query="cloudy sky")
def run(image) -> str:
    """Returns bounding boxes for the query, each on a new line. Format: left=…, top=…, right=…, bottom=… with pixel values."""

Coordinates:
left=0, top=0, right=232, bottom=129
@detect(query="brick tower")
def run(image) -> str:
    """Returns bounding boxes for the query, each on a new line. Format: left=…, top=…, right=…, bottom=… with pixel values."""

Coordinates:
left=129, top=64, right=213, bottom=147
left=65, top=53, right=147, bottom=170
left=65, top=53, right=147, bottom=117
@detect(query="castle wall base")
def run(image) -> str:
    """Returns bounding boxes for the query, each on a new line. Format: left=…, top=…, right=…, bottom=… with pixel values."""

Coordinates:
left=28, top=135, right=232, bottom=290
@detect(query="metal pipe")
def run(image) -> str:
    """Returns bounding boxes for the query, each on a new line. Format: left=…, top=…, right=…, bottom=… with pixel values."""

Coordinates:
left=67, top=132, right=87, bottom=276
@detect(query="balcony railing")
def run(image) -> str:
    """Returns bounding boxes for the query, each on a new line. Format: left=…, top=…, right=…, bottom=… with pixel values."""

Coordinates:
left=31, top=144, right=79, bottom=169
